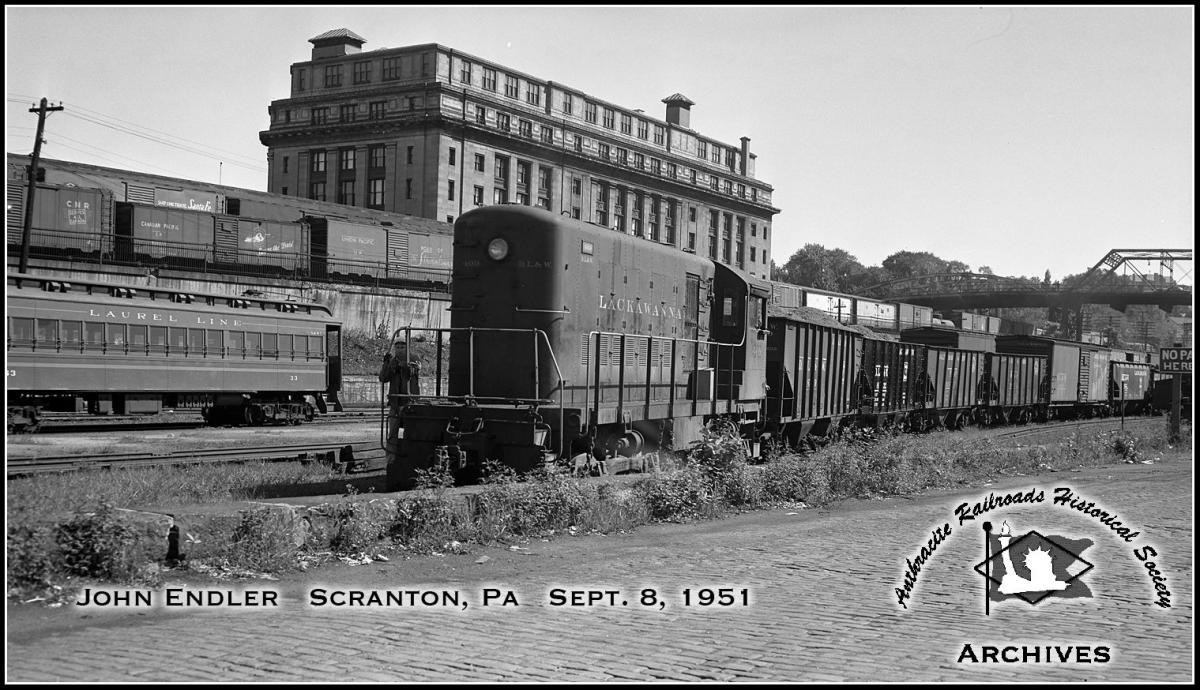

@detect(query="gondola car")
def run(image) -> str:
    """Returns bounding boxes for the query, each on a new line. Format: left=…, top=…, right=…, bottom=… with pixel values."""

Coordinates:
left=6, top=272, right=342, bottom=427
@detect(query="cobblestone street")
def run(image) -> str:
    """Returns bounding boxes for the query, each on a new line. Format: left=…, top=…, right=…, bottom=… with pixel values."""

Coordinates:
left=7, top=459, right=1192, bottom=682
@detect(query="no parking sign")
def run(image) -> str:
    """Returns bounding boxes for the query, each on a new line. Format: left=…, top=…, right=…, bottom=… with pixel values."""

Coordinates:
left=1159, top=347, right=1192, bottom=374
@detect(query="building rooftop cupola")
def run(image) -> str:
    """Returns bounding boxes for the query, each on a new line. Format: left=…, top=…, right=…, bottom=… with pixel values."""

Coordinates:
left=309, top=28, right=367, bottom=60
left=662, top=93, right=695, bottom=129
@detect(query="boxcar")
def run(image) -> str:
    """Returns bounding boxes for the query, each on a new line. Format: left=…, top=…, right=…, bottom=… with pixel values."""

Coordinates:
left=901, top=326, right=996, bottom=353
left=6, top=183, right=112, bottom=258
left=6, top=272, right=342, bottom=425
left=995, top=335, right=1116, bottom=417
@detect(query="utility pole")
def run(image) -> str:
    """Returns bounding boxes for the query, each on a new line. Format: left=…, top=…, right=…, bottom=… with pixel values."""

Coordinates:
left=20, top=97, right=65, bottom=273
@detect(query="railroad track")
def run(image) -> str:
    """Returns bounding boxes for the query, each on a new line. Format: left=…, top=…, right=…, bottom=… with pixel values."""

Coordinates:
left=21, top=409, right=377, bottom=435
left=990, top=415, right=1163, bottom=443
left=6, top=441, right=386, bottom=477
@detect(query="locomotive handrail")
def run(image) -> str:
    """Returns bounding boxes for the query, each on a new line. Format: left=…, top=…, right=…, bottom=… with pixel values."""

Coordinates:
left=388, top=325, right=567, bottom=459
left=514, top=306, right=571, bottom=314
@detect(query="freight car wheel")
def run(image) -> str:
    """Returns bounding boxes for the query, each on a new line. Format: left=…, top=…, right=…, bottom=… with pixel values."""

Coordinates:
left=244, top=405, right=266, bottom=426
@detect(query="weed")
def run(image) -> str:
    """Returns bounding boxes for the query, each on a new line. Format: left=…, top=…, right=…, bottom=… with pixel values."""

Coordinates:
left=53, top=502, right=140, bottom=582
left=222, top=508, right=299, bottom=573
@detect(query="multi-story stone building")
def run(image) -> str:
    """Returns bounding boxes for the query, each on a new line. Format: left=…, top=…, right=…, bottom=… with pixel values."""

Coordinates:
left=260, top=29, right=781, bottom=278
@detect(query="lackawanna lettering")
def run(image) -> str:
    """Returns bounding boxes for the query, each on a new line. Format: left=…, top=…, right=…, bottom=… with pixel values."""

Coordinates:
left=954, top=489, right=1045, bottom=526
left=1052, top=487, right=1141, bottom=542
left=957, top=644, right=1111, bottom=664
left=598, top=294, right=684, bottom=320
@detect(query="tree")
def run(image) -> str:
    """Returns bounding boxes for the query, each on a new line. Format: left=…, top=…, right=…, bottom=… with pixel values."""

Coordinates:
left=977, top=266, right=994, bottom=275
left=881, top=251, right=951, bottom=280
left=774, top=244, right=864, bottom=292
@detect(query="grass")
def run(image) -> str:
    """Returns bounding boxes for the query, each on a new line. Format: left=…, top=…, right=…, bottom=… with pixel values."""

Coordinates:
left=7, top=418, right=1191, bottom=597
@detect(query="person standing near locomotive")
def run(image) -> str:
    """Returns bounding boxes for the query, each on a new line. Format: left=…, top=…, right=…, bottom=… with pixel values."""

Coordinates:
left=379, top=339, right=421, bottom=438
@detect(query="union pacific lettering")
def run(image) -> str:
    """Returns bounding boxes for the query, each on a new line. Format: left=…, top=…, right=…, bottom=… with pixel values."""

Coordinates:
left=598, top=295, right=683, bottom=320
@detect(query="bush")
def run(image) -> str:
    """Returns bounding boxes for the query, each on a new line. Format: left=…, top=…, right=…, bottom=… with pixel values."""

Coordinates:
left=328, top=500, right=391, bottom=556
left=53, top=502, right=140, bottom=581
left=7, top=513, right=55, bottom=594
left=223, top=508, right=300, bottom=573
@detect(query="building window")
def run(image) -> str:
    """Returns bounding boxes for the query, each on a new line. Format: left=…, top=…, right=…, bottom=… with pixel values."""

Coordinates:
left=690, top=169, right=698, bottom=185
left=540, top=125, right=554, bottom=144
left=516, top=161, right=530, bottom=186
left=519, top=119, right=532, bottom=138
left=475, top=105, right=487, bottom=124
left=494, top=154, right=509, bottom=182
left=353, top=61, right=371, bottom=84
left=573, top=135, right=584, bottom=152
left=653, top=124, right=665, bottom=145
left=338, top=180, right=355, bottom=205
left=602, top=108, right=615, bottom=129
left=709, top=176, right=719, bottom=191
left=537, top=196, right=549, bottom=209
left=459, top=60, right=472, bottom=84
left=724, top=180, right=733, bottom=195
left=666, top=162, right=676, bottom=178
left=340, top=104, right=355, bottom=123
left=449, top=147, right=457, bottom=166
left=369, top=101, right=385, bottom=120
left=282, top=156, right=289, bottom=173
left=407, top=96, right=417, bottom=111
left=421, top=53, right=431, bottom=76
left=505, top=75, right=519, bottom=98
left=722, top=214, right=732, bottom=263
left=406, top=146, right=414, bottom=165
left=311, top=107, right=328, bottom=125
left=516, top=191, right=529, bottom=206
left=537, top=166, right=551, bottom=192
left=633, top=152, right=644, bottom=170
left=726, top=149, right=737, bottom=169
left=309, top=181, right=326, bottom=201
left=711, top=146, right=722, bottom=164
left=282, top=186, right=288, bottom=196
left=738, top=183, right=746, bottom=198
left=697, top=141, right=707, bottom=160
left=369, top=145, right=385, bottom=169
left=311, top=151, right=326, bottom=172
left=447, top=180, right=455, bottom=201
left=572, top=178, right=582, bottom=195
left=469, top=154, right=483, bottom=174
left=763, top=226, right=769, bottom=241
left=406, top=179, right=413, bottom=199
left=473, top=185, right=484, bottom=205
left=324, top=64, right=343, bottom=88
left=597, top=143, right=610, bottom=160
left=689, top=207, right=697, bottom=222
left=368, top=178, right=384, bottom=208
left=585, top=102, right=597, bottom=124
left=637, top=119, right=648, bottom=139
left=382, top=57, right=401, bottom=80
left=688, top=230, right=696, bottom=251
left=572, top=207, right=581, bottom=219
left=339, top=149, right=355, bottom=171
left=620, top=113, right=632, bottom=135
left=483, top=68, right=497, bottom=91
left=750, top=247, right=757, bottom=263
left=751, top=223, right=757, bottom=238
left=494, top=188, right=508, bottom=204
left=650, top=158, right=661, bottom=175
left=736, top=218, right=746, bottom=267
left=526, top=84, right=541, bottom=106
left=496, top=113, right=510, bottom=131
left=616, top=148, right=628, bottom=166
left=708, top=211, right=719, bottom=260
left=563, top=93, right=573, bottom=115
left=752, top=188, right=758, bottom=202
left=295, top=68, right=306, bottom=91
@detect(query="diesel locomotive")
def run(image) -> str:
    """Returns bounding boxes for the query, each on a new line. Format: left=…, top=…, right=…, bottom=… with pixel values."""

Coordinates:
left=382, top=205, right=1163, bottom=490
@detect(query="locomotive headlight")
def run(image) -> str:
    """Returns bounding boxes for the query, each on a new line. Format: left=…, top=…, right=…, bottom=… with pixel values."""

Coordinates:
left=487, top=237, right=509, bottom=261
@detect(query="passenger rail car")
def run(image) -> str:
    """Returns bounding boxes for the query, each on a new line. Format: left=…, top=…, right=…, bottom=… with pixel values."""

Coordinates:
left=6, top=273, right=342, bottom=426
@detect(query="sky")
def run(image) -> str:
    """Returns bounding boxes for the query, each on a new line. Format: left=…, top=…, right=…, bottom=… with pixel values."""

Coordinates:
left=5, top=5, right=1194, bottom=284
